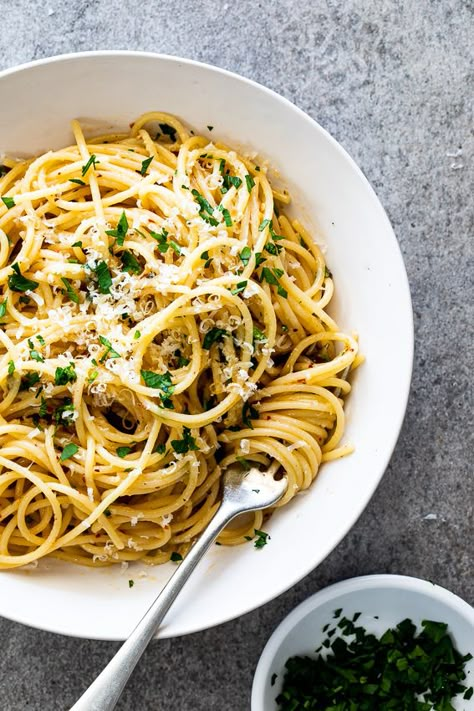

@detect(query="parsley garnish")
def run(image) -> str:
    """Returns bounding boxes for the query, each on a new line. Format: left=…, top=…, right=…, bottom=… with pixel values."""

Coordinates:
left=8, top=263, right=39, bottom=293
left=128, top=579, right=134, bottom=588
left=231, top=281, right=247, bottom=295
left=245, top=174, right=255, bottom=192
left=94, top=261, right=113, bottom=294
left=19, top=372, right=40, bottom=391
left=239, top=246, right=252, bottom=266
left=170, top=552, right=183, bottom=562
left=200, top=250, right=213, bottom=268
left=261, top=267, right=288, bottom=298
left=39, top=396, right=48, bottom=418
left=140, top=156, right=153, bottom=175
left=1, top=196, right=15, bottom=209
left=70, top=178, right=85, bottom=186
left=60, top=442, right=78, bottom=461
left=202, top=327, right=228, bottom=350
left=259, top=219, right=271, bottom=231
left=242, top=402, right=258, bottom=429
left=105, top=211, right=128, bottom=246
left=158, top=123, right=177, bottom=142
left=221, top=174, right=242, bottom=193
left=99, top=336, right=121, bottom=362
left=134, top=330, right=141, bottom=340
left=53, top=398, right=75, bottom=426
left=255, top=252, right=266, bottom=267
left=207, top=125, right=214, bottom=131
left=265, top=242, right=282, bottom=256
left=253, top=529, right=270, bottom=549
left=192, top=188, right=214, bottom=215
left=141, top=370, right=175, bottom=397
left=81, top=154, right=99, bottom=176
left=7, top=360, right=15, bottom=375
left=0, top=298, right=7, bottom=318
left=28, top=339, right=44, bottom=362
left=54, top=364, right=77, bottom=386
left=120, top=250, right=142, bottom=274
left=252, top=326, right=267, bottom=342
left=117, top=446, right=133, bottom=458
left=154, top=443, right=166, bottom=454
left=61, top=277, right=80, bottom=304
left=171, top=427, right=198, bottom=454
left=324, top=266, right=333, bottom=278
left=149, top=228, right=170, bottom=252
left=277, top=616, right=474, bottom=710
left=220, top=207, right=233, bottom=226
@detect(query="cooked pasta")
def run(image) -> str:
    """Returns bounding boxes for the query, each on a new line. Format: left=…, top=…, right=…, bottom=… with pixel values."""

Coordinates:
left=0, top=112, right=360, bottom=568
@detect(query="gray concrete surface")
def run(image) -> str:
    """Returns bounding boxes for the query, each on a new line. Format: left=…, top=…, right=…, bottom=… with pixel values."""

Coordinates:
left=0, top=1, right=473, bottom=709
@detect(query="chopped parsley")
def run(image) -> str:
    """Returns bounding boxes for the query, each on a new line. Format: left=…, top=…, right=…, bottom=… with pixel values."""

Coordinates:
left=140, top=156, right=153, bottom=175
left=0, top=298, right=7, bottom=318
left=261, top=267, right=288, bottom=298
left=253, top=529, right=270, bottom=549
left=134, top=330, right=141, bottom=340
left=324, top=265, right=333, bottom=278
left=242, top=402, right=258, bottom=429
left=221, top=174, right=242, bottom=193
left=19, top=372, right=40, bottom=391
left=53, top=398, right=75, bottom=426
left=61, top=277, right=80, bottom=304
left=149, top=228, right=181, bottom=254
left=202, top=327, right=228, bottom=350
left=259, top=219, right=271, bottom=231
left=7, top=360, right=15, bottom=375
left=94, top=261, right=113, bottom=294
left=141, top=370, right=175, bottom=396
left=171, top=427, right=198, bottom=454
left=255, top=252, right=266, bottom=267
left=70, top=178, right=86, bottom=186
left=39, top=396, right=48, bottom=418
left=230, top=281, right=247, bottom=295
left=128, top=579, right=134, bottom=588
left=116, top=446, right=133, bottom=458
left=200, top=250, right=213, bottom=268
left=158, top=122, right=177, bottom=142
left=170, top=552, right=183, bottom=562
left=54, top=364, right=77, bottom=386
left=1, top=196, right=15, bottom=209
left=98, top=336, right=121, bottom=362
left=81, top=154, right=99, bottom=176
left=265, top=241, right=282, bottom=256
left=245, top=174, right=255, bottom=192
left=239, top=246, right=252, bottom=266
left=207, top=125, right=214, bottom=131
left=219, top=206, right=233, bottom=227
left=154, top=443, right=166, bottom=455
left=120, top=250, right=142, bottom=274
left=8, top=263, right=39, bottom=293
left=277, top=616, right=473, bottom=711
left=60, top=442, right=79, bottom=461
left=192, top=189, right=214, bottom=216
left=105, top=210, right=128, bottom=246
left=252, top=326, right=267, bottom=342
left=28, top=339, right=44, bottom=362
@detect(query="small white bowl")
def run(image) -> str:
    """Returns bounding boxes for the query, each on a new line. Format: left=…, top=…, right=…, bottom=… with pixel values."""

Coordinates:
left=252, top=575, right=474, bottom=711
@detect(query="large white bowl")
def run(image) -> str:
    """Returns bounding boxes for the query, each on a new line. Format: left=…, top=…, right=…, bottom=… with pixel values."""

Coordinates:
left=252, top=575, right=474, bottom=710
left=0, top=52, right=413, bottom=640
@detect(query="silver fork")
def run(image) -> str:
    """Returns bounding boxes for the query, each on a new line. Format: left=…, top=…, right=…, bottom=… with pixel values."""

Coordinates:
left=70, top=467, right=287, bottom=711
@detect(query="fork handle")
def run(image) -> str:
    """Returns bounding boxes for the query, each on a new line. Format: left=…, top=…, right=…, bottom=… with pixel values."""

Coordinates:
left=70, top=499, right=235, bottom=711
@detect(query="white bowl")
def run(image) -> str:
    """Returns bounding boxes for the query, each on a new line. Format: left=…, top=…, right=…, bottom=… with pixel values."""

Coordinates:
left=0, top=52, right=413, bottom=640
left=252, top=575, right=474, bottom=711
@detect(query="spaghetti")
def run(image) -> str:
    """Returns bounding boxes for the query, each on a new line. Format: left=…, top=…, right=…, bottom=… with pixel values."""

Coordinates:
left=0, top=112, right=360, bottom=568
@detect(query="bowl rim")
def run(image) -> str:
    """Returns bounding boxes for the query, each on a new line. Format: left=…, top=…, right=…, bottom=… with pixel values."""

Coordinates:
left=0, top=51, right=414, bottom=639
left=251, top=574, right=474, bottom=709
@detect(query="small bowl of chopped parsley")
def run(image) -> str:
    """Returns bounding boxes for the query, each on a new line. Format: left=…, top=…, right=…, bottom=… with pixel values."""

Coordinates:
left=252, top=575, right=474, bottom=711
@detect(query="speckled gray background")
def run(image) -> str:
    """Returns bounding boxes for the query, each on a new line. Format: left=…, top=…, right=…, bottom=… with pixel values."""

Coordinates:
left=0, top=1, right=473, bottom=709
